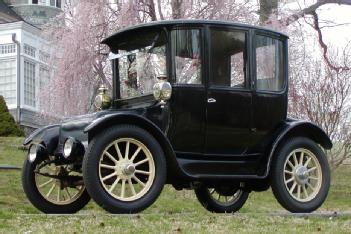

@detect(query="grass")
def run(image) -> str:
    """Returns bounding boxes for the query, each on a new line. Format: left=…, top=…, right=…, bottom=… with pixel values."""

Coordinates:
left=0, top=137, right=350, bottom=233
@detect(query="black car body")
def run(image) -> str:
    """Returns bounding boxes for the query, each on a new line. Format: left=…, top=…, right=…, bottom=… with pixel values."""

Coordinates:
left=22, top=20, right=332, bottom=214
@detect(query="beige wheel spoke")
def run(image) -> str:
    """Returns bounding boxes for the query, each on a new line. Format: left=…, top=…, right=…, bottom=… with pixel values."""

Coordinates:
left=102, top=172, right=117, bottom=181
left=304, top=157, right=312, bottom=167
left=303, top=185, right=309, bottom=198
left=284, top=170, right=293, bottom=175
left=57, top=187, right=61, bottom=202
left=135, top=170, right=150, bottom=175
left=289, top=182, right=297, bottom=194
left=299, top=152, right=304, bottom=165
left=46, top=183, right=56, bottom=197
left=132, top=175, right=145, bottom=187
left=225, top=196, right=228, bottom=202
left=100, top=164, right=115, bottom=170
left=309, top=176, right=319, bottom=180
left=109, top=176, right=121, bottom=193
left=297, top=185, right=301, bottom=199
left=39, top=179, right=54, bottom=188
left=285, top=177, right=294, bottom=184
left=134, top=158, right=149, bottom=167
left=128, top=178, right=136, bottom=196
left=114, top=142, right=123, bottom=161
left=293, top=153, right=298, bottom=166
left=307, top=167, right=317, bottom=173
left=125, top=141, right=130, bottom=159
left=306, top=182, right=314, bottom=190
left=287, top=160, right=294, bottom=169
left=65, top=188, right=72, bottom=199
left=209, top=188, right=215, bottom=195
left=121, top=179, right=126, bottom=198
left=104, top=151, right=118, bottom=164
left=130, top=147, right=142, bottom=162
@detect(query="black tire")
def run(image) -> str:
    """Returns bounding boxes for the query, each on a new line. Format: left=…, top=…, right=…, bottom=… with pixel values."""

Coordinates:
left=194, top=185, right=249, bottom=213
left=270, top=137, right=330, bottom=213
left=82, top=125, right=166, bottom=214
left=22, top=158, right=90, bottom=214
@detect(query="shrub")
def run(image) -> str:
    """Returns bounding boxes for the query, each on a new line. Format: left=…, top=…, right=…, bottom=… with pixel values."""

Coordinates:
left=0, top=96, right=24, bottom=137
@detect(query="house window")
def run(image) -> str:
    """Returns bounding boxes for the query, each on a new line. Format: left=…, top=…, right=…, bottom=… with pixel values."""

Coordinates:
left=32, top=0, right=38, bottom=4
left=171, top=29, right=202, bottom=85
left=50, top=0, right=55, bottom=6
left=56, top=0, right=61, bottom=8
left=39, top=51, right=49, bottom=63
left=39, top=66, right=50, bottom=88
left=0, top=44, right=16, bottom=55
left=255, top=35, right=284, bottom=92
left=24, top=60, right=36, bottom=107
left=24, top=44, right=36, bottom=58
left=210, top=28, right=247, bottom=88
left=0, top=59, right=16, bottom=105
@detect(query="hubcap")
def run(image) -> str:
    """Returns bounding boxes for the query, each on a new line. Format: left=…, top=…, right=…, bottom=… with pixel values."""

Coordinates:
left=98, top=138, right=155, bottom=202
left=283, top=148, right=323, bottom=202
left=34, top=161, right=85, bottom=205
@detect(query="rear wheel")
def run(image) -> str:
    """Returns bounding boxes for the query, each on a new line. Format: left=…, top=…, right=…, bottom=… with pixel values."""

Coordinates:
left=194, top=184, right=249, bottom=213
left=270, top=137, right=330, bottom=213
left=83, top=125, right=166, bottom=213
left=22, top=157, right=90, bottom=214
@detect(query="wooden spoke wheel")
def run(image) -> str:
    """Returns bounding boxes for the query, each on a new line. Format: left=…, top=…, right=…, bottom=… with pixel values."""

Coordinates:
left=271, top=137, right=330, bottom=213
left=83, top=125, right=166, bottom=214
left=22, top=157, right=90, bottom=214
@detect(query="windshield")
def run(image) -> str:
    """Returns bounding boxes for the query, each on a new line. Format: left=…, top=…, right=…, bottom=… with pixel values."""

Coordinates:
left=110, top=30, right=167, bottom=99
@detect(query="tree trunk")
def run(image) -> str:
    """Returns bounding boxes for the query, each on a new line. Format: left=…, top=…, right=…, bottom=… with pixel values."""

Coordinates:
left=171, top=0, right=183, bottom=19
left=259, top=0, right=278, bottom=23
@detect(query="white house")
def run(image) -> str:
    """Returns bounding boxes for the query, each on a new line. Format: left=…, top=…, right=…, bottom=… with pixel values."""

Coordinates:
left=0, top=0, right=62, bottom=133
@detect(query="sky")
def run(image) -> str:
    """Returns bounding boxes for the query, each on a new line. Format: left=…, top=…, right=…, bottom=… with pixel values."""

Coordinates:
left=318, top=4, right=351, bottom=47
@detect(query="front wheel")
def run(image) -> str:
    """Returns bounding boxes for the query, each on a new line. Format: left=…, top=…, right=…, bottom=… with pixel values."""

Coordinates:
left=22, top=158, right=90, bottom=214
left=270, top=137, right=330, bottom=213
left=194, top=184, right=249, bottom=213
left=83, top=125, right=166, bottom=214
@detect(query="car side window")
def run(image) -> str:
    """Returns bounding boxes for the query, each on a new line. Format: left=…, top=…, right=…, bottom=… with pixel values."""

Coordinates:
left=255, top=35, right=284, bottom=92
left=210, top=28, right=247, bottom=88
left=171, top=29, right=202, bottom=85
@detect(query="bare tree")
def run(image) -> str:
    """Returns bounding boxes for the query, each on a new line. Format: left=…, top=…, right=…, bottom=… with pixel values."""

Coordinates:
left=289, top=46, right=351, bottom=169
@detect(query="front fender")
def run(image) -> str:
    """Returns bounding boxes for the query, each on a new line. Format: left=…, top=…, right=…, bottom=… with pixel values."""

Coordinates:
left=23, top=124, right=60, bottom=154
left=265, top=119, right=332, bottom=177
left=84, top=113, right=187, bottom=181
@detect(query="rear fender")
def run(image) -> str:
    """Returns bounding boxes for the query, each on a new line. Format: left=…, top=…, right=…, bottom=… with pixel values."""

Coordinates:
left=265, top=120, right=332, bottom=176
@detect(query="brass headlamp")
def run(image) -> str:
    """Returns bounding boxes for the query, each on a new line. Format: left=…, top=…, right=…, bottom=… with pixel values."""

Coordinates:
left=94, top=85, right=111, bottom=110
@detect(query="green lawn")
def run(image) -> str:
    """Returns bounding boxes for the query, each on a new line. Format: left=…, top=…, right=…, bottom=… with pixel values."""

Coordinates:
left=0, top=137, right=350, bottom=233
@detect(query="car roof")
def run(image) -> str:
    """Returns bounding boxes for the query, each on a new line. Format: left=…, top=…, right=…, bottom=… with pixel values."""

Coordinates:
left=102, top=19, right=289, bottom=46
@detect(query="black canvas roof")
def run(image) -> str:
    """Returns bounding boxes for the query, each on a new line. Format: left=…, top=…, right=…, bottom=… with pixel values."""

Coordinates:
left=102, top=19, right=288, bottom=47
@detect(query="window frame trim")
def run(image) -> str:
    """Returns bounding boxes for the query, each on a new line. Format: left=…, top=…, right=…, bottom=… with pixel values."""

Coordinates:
left=169, top=26, right=205, bottom=86
left=207, top=25, right=251, bottom=91
left=253, top=30, right=287, bottom=95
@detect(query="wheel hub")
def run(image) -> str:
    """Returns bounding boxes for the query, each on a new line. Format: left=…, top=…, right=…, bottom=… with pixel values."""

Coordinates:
left=123, top=164, right=135, bottom=175
left=294, top=165, right=309, bottom=184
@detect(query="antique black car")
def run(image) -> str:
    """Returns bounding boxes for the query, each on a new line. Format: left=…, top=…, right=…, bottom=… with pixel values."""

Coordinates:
left=22, top=20, right=332, bottom=214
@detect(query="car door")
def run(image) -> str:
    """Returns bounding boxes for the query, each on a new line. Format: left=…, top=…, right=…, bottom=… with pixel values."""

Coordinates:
left=205, top=27, right=253, bottom=155
left=167, top=27, right=207, bottom=156
left=250, top=32, right=288, bottom=153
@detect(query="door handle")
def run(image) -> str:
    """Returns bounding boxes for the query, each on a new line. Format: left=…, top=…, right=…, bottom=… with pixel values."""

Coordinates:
left=207, top=98, right=216, bottom=103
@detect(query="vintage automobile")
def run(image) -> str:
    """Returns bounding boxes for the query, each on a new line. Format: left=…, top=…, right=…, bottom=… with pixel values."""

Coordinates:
left=22, top=20, right=332, bottom=214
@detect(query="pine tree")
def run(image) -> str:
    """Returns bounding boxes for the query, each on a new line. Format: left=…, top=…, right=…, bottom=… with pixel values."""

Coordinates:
left=0, top=95, right=24, bottom=137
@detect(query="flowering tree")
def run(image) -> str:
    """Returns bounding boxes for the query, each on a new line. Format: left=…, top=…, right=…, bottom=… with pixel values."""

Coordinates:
left=40, top=0, right=351, bottom=166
